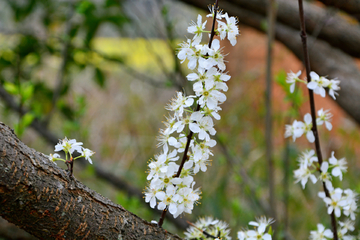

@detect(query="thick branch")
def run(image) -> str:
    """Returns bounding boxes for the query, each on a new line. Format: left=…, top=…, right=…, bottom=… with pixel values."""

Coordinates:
left=0, top=84, right=189, bottom=230
left=178, top=0, right=360, bottom=58
left=317, top=0, right=360, bottom=15
left=178, top=0, right=360, bottom=125
left=0, top=122, right=181, bottom=240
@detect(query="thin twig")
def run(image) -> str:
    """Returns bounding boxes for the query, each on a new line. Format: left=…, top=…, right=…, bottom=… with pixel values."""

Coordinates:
left=297, top=0, right=338, bottom=238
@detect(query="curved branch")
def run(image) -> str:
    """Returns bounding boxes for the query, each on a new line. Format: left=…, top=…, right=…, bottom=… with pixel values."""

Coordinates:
left=0, top=122, right=181, bottom=240
left=0, top=84, right=189, bottom=230
left=317, top=0, right=360, bottom=15
left=178, top=0, right=360, bottom=125
left=178, top=0, right=360, bottom=59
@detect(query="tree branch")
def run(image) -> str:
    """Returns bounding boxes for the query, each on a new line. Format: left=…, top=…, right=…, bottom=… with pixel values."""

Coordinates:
left=317, top=0, right=360, bottom=15
left=179, top=0, right=360, bottom=59
left=178, top=0, right=360, bottom=125
left=0, top=122, right=181, bottom=240
left=0, top=84, right=189, bottom=231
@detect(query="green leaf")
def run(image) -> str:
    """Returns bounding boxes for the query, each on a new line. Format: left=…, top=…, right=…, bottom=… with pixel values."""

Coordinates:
left=94, top=67, right=106, bottom=88
left=13, top=112, right=35, bottom=137
left=3, top=82, right=18, bottom=95
left=21, top=112, right=35, bottom=128
left=21, top=82, right=34, bottom=101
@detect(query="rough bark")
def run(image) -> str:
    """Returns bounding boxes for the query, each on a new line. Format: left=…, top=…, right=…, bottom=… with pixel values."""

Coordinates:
left=177, top=0, right=360, bottom=125
left=0, top=122, right=181, bottom=240
left=0, top=84, right=189, bottom=231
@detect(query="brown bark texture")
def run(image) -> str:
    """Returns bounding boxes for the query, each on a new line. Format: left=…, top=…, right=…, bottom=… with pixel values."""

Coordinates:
left=0, top=84, right=189, bottom=231
left=318, top=0, right=360, bottom=14
left=177, top=0, right=360, bottom=125
left=0, top=122, right=181, bottom=240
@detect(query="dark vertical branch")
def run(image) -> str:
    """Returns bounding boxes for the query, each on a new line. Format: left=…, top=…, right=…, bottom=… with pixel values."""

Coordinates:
left=297, top=0, right=338, bottom=239
left=265, top=0, right=277, bottom=230
left=158, top=0, right=219, bottom=227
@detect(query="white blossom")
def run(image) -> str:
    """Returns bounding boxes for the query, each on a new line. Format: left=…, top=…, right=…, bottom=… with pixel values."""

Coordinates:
left=309, top=224, right=333, bottom=240
left=81, top=148, right=94, bottom=164
left=187, top=14, right=207, bottom=45
left=328, top=151, right=347, bottom=181
left=328, top=79, right=340, bottom=100
left=217, top=13, right=240, bottom=46
left=184, top=216, right=231, bottom=240
left=307, top=71, right=330, bottom=98
left=316, top=109, right=333, bottom=131
left=286, top=70, right=301, bottom=93
left=54, top=137, right=83, bottom=154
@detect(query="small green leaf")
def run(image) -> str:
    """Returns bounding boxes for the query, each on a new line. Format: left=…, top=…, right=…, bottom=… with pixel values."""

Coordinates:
left=21, top=83, right=34, bottom=101
left=21, top=112, right=35, bottom=128
left=268, top=226, right=273, bottom=235
left=3, top=82, right=19, bottom=95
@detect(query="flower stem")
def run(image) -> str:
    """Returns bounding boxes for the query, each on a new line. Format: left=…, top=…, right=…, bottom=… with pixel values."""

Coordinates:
left=297, top=0, right=338, bottom=238
left=157, top=0, right=219, bottom=228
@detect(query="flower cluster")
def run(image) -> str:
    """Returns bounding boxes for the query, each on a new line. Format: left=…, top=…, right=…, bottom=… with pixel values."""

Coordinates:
left=237, top=217, right=274, bottom=240
left=285, top=108, right=332, bottom=143
left=184, top=216, right=274, bottom=240
left=49, top=137, right=94, bottom=165
left=184, top=216, right=232, bottom=240
left=285, top=70, right=358, bottom=238
left=286, top=70, right=340, bottom=99
left=144, top=8, right=239, bottom=219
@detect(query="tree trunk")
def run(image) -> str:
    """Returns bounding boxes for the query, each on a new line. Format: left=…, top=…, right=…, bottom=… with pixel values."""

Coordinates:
left=0, top=122, right=181, bottom=240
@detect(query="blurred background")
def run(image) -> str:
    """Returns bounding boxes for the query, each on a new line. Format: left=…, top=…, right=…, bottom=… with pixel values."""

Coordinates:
left=0, top=0, right=359, bottom=239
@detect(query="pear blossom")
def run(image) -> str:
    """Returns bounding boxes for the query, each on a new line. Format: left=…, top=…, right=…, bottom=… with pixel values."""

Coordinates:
left=195, top=86, right=227, bottom=110
left=81, top=148, right=94, bottom=164
left=206, top=4, right=225, bottom=20
left=298, top=149, right=318, bottom=167
left=165, top=92, right=194, bottom=119
left=320, top=188, right=347, bottom=217
left=49, top=153, right=61, bottom=162
left=339, top=220, right=355, bottom=235
left=294, top=164, right=317, bottom=189
left=328, top=79, right=340, bottom=100
left=237, top=217, right=274, bottom=240
left=284, top=119, right=303, bottom=141
left=316, top=109, right=333, bottom=131
left=187, top=14, right=207, bottom=45
left=184, top=216, right=231, bottom=240
left=206, top=39, right=226, bottom=70
left=328, top=151, right=347, bottom=181
left=144, top=185, right=158, bottom=208
left=156, top=185, right=178, bottom=214
left=309, top=224, right=333, bottom=240
left=319, top=161, right=333, bottom=190
left=343, top=189, right=358, bottom=220
left=54, top=137, right=83, bottom=154
left=50, top=138, right=95, bottom=174
left=286, top=70, right=301, bottom=93
left=284, top=113, right=314, bottom=143
left=217, top=13, right=240, bottom=46
left=307, top=71, right=330, bottom=97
